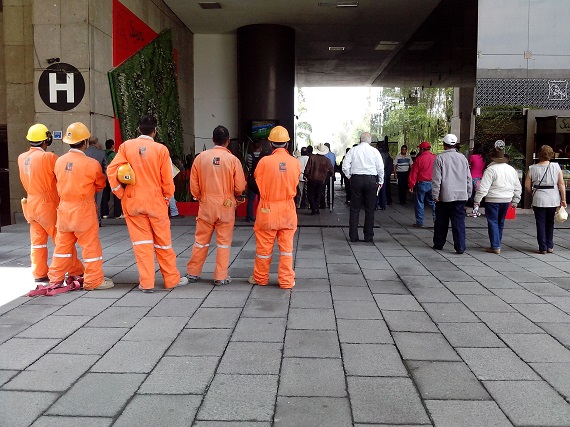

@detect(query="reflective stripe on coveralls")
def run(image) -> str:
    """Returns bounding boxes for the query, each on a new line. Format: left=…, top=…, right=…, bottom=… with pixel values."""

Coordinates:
left=18, top=147, right=83, bottom=279
left=252, top=148, right=301, bottom=288
left=107, top=135, right=180, bottom=290
left=48, top=149, right=106, bottom=290
left=186, top=146, right=246, bottom=281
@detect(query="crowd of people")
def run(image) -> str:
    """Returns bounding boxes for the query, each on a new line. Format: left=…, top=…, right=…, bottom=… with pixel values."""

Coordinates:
left=19, top=118, right=567, bottom=295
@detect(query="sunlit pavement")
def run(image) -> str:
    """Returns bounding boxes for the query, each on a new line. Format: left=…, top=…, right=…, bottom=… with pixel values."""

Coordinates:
left=1, top=184, right=570, bottom=426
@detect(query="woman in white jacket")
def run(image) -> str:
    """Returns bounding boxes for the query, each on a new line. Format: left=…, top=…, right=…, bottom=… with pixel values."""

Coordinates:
left=473, top=141, right=522, bottom=254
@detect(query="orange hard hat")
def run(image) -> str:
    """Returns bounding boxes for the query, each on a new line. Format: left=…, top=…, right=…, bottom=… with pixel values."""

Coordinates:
left=117, top=163, right=135, bottom=185
left=63, top=122, right=90, bottom=145
left=268, top=126, right=290, bottom=143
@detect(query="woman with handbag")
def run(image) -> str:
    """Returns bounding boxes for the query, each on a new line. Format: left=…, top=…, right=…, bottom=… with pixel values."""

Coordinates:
left=525, top=145, right=567, bottom=254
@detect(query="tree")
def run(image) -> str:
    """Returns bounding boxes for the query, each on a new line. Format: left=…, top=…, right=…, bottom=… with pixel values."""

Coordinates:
left=296, top=88, right=313, bottom=148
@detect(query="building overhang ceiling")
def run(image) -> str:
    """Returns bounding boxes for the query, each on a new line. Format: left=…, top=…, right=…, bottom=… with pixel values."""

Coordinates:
left=163, top=0, right=478, bottom=88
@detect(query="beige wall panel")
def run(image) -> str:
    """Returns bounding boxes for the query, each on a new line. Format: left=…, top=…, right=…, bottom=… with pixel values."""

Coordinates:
left=89, top=0, right=112, bottom=36
left=32, top=0, right=61, bottom=26
left=61, top=24, right=89, bottom=69
left=23, top=4, right=33, bottom=45
left=3, top=6, right=25, bottom=45
left=33, top=25, right=61, bottom=68
left=91, top=27, right=112, bottom=74
left=91, top=70, right=114, bottom=117
left=4, top=46, right=27, bottom=84
left=61, top=0, right=88, bottom=24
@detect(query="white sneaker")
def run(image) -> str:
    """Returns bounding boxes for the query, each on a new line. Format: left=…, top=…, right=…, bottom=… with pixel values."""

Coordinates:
left=95, top=277, right=114, bottom=290
left=185, top=274, right=199, bottom=283
left=177, top=276, right=189, bottom=287
left=213, top=276, right=232, bottom=286
left=117, top=214, right=125, bottom=219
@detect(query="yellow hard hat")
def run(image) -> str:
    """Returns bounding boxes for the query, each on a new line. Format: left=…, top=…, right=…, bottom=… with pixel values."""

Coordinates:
left=26, top=124, right=50, bottom=142
left=62, top=122, right=90, bottom=145
left=268, top=126, right=290, bottom=143
left=117, top=163, right=135, bottom=185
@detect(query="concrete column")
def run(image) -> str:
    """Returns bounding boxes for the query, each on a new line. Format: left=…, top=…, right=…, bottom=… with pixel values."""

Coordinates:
left=237, top=24, right=295, bottom=144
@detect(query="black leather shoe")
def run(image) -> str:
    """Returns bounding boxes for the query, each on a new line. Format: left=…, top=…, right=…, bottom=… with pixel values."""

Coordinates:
left=432, top=245, right=443, bottom=250
left=350, top=238, right=360, bottom=243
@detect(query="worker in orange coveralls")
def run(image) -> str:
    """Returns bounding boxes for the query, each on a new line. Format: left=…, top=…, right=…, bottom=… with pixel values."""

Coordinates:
left=48, top=122, right=114, bottom=290
left=186, top=125, right=246, bottom=285
left=248, top=126, right=301, bottom=289
left=18, top=124, right=83, bottom=283
left=107, top=115, right=188, bottom=293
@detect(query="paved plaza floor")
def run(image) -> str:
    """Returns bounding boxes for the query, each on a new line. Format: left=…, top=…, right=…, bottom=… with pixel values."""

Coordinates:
left=1, top=186, right=570, bottom=426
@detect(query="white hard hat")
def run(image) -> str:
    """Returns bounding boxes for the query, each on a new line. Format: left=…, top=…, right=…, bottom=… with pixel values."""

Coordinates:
left=443, top=134, right=458, bottom=146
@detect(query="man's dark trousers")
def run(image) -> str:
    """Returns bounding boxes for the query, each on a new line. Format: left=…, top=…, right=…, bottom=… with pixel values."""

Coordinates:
left=349, top=175, right=377, bottom=242
left=433, top=200, right=466, bottom=252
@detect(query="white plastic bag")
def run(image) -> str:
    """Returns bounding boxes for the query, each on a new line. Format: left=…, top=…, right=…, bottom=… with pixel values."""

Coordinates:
left=555, top=206, right=568, bottom=224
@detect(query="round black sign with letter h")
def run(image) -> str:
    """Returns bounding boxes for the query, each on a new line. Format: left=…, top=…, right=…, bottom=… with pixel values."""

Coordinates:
left=38, top=63, right=85, bottom=111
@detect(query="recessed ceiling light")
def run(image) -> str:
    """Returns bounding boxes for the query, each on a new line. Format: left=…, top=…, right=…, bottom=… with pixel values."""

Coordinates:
left=336, top=1, right=358, bottom=7
left=375, top=41, right=398, bottom=51
left=198, top=2, right=222, bottom=9
left=329, top=46, right=346, bottom=51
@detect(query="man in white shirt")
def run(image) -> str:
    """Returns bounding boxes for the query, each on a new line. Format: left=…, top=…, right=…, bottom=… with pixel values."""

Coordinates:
left=297, top=146, right=309, bottom=208
left=342, top=132, right=384, bottom=243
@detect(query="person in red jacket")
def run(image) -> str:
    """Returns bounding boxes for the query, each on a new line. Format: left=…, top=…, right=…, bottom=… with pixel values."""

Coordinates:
left=48, top=122, right=113, bottom=290
left=18, top=124, right=83, bottom=283
left=107, top=115, right=188, bottom=292
left=408, top=141, right=436, bottom=227
left=186, top=125, right=246, bottom=285
left=248, top=126, right=301, bottom=289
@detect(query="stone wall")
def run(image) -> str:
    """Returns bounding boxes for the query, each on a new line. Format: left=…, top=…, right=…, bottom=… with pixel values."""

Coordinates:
left=5, top=0, right=193, bottom=222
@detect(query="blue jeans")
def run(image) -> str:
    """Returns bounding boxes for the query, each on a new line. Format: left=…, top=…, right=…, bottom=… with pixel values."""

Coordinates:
left=533, top=206, right=556, bottom=251
left=433, top=201, right=466, bottom=252
left=414, top=181, right=435, bottom=226
left=169, top=197, right=179, bottom=216
left=485, top=202, right=509, bottom=249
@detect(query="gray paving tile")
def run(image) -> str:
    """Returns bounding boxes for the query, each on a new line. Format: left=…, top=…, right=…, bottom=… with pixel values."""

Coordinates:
left=46, top=373, right=145, bottom=417
left=16, top=315, right=91, bottom=339
left=425, top=400, right=512, bottom=427
left=274, top=396, right=352, bottom=427
left=442, top=281, right=494, bottom=295
left=499, top=333, right=570, bottom=362
left=337, top=319, right=393, bottom=343
left=201, top=290, right=250, bottom=308
left=438, top=322, right=505, bottom=347
left=512, top=303, right=570, bottom=323
left=530, top=363, right=570, bottom=400
left=543, top=296, right=570, bottom=314
left=53, top=297, right=114, bottom=316
left=147, top=297, right=201, bottom=316
left=31, top=416, right=112, bottom=427
left=422, top=302, right=480, bottom=323
left=167, top=328, right=232, bottom=356
left=0, top=322, right=27, bottom=345
left=197, top=374, right=278, bottom=421
left=231, top=317, right=286, bottom=342
left=477, top=311, right=545, bottom=334
left=0, top=391, right=59, bottom=427
left=382, top=311, right=439, bottom=332
left=279, top=358, right=346, bottom=397
left=342, top=343, right=408, bottom=377
left=330, top=274, right=367, bottom=286
left=491, top=288, right=547, bottom=304
left=334, top=300, right=383, bottom=320
left=407, top=360, right=490, bottom=400
left=457, top=348, right=540, bottom=380
left=218, top=342, right=282, bottom=374
left=331, top=286, right=374, bottom=301
left=348, top=377, right=430, bottom=425
left=288, top=308, right=336, bottom=329
left=484, top=380, right=570, bottom=426
left=295, top=267, right=329, bottom=279
left=476, top=276, right=521, bottom=289
left=456, top=295, right=516, bottom=313
left=432, top=270, right=473, bottom=282
left=393, top=332, right=461, bottom=361
left=121, top=316, right=188, bottom=341
left=0, top=369, right=17, bottom=387
left=86, top=306, right=150, bottom=327
left=290, top=291, right=333, bottom=308
left=284, top=329, right=340, bottom=358
left=374, top=294, right=423, bottom=311
left=408, top=287, right=460, bottom=302
left=91, top=340, right=170, bottom=373
left=367, top=280, right=411, bottom=294
left=114, top=395, right=201, bottom=427
left=0, top=304, right=59, bottom=326
left=51, top=327, right=128, bottom=354
left=0, top=338, right=60, bottom=370
left=241, top=299, right=289, bottom=318
left=520, top=282, right=570, bottom=296
left=139, top=356, right=218, bottom=394
left=539, top=323, right=570, bottom=347
left=187, top=307, right=242, bottom=327
left=112, top=291, right=167, bottom=307
left=328, top=263, right=362, bottom=274
left=3, top=354, right=97, bottom=391
left=361, top=269, right=400, bottom=281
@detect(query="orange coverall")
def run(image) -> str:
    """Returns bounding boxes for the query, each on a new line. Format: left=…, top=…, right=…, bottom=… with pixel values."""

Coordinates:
left=186, top=146, right=246, bottom=281
left=48, top=149, right=106, bottom=289
left=18, top=147, right=83, bottom=280
left=252, top=148, right=301, bottom=288
left=107, top=135, right=180, bottom=290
